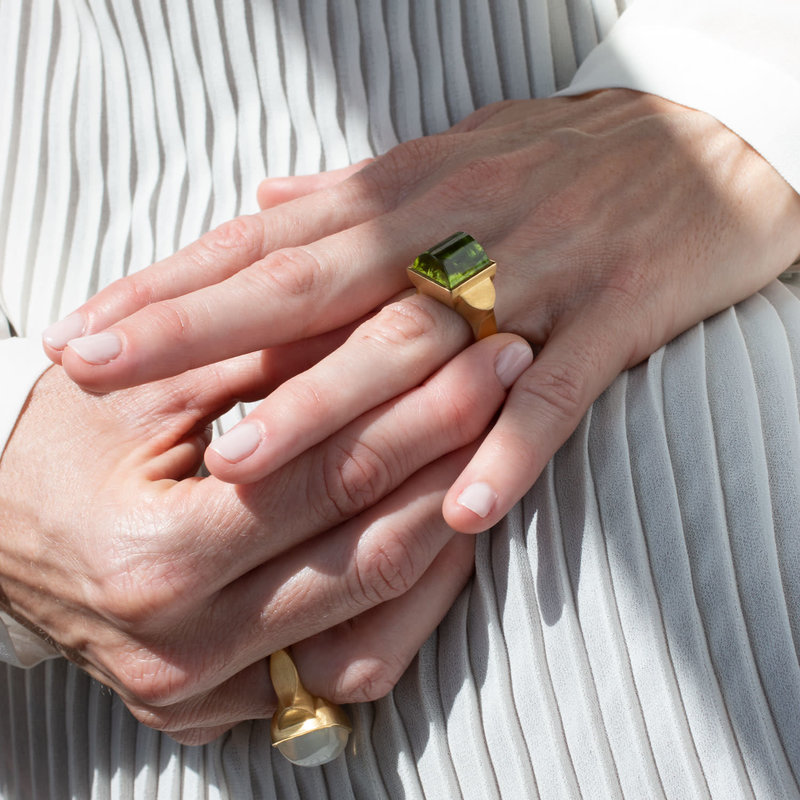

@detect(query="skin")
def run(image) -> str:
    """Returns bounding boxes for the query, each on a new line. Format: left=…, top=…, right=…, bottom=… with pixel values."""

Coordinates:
left=45, top=90, right=800, bottom=532
left=2, top=305, right=532, bottom=743
left=17, top=89, right=800, bottom=739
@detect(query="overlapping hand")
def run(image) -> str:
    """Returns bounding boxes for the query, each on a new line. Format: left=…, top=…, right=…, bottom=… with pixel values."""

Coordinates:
left=8, top=89, right=797, bottom=741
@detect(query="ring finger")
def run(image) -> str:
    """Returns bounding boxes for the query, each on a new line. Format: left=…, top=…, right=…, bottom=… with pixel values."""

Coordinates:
left=205, top=292, right=472, bottom=483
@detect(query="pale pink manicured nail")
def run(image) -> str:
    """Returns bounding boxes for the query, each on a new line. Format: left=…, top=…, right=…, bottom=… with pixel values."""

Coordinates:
left=456, top=482, right=498, bottom=518
left=208, top=422, right=262, bottom=463
left=494, top=341, right=533, bottom=388
left=67, top=331, right=122, bottom=364
left=42, top=312, right=85, bottom=349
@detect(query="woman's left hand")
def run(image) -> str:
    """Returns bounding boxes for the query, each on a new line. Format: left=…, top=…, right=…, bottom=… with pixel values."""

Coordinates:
left=43, top=90, right=800, bottom=532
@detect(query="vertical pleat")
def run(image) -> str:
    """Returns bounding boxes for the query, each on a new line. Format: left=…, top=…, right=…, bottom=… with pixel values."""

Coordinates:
left=0, top=2, right=27, bottom=322
left=438, top=590, right=501, bottom=799
left=471, top=533, right=539, bottom=798
left=89, top=0, right=134, bottom=298
left=299, top=2, right=350, bottom=170
left=407, top=3, right=451, bottom=135
left=382, top=0, right=422, bottom=144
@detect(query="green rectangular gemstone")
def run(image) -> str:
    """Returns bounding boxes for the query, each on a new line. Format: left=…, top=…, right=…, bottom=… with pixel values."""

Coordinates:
left=410, top=232, right=491, bottom=290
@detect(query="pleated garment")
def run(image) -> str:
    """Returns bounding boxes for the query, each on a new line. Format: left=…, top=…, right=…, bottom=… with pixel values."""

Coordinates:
left=2, top=1, right=800, bottom=798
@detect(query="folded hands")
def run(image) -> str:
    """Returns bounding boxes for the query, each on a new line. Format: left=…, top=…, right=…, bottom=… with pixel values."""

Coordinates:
left=4, top=88, right=799, bottom=741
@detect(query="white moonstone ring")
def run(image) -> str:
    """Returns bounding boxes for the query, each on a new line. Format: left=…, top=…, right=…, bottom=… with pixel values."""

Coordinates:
left=269, top=649, right=352, bottom=767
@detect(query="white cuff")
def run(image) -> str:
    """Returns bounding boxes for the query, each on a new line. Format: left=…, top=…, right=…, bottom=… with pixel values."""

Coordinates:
left=557, top=8, right=800, bottom=195
left=0, top=336, right=51, bottom=457
left=0, top=612, right=60, bottom=667
left=0, top=337, right=58, bottom=666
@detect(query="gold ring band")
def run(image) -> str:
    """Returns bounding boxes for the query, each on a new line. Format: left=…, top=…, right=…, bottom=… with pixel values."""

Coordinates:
left=407, top=232, right=498, bottom=340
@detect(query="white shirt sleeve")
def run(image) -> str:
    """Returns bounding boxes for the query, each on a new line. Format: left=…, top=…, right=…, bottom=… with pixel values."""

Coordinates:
left=0, top=337, right=52, bottom=458
left=0, top=334, right=60, bottom=666
left=557, top=0, right=800, bottom=195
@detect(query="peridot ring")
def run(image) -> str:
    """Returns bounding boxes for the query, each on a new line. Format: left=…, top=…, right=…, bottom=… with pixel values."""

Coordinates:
left=269, top=649, right=351, bottom=767
left=407, top=232, right=498, bottom=340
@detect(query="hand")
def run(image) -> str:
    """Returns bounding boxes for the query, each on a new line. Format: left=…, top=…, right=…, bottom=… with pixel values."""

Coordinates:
left=2, top=316, right=531, bottom=744
left=43, top=90, right=800, bottom=532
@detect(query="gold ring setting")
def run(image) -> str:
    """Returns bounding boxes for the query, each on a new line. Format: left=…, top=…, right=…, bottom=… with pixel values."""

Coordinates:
left=269, top=649, right=352, bottom=767
left=408, top=232, right=498, bottom=340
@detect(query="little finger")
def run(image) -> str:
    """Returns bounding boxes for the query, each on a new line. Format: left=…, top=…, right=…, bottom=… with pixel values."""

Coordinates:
left=443, top=303, right=632, bottom=532
left=119, top=658, right=275, bottom=745
left=257, top=159, right=373, bottom=209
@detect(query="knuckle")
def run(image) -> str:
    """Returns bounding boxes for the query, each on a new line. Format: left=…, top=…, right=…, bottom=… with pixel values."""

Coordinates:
left=517, top=359, right=588, bottom=423
left=332, top=654, right=406, bottom=703
left=434, top=153, right=520, bottom=211
left=114, top=648, right=193, bottom=708
left=359, top=299, right=439, bottom=349
left=317, top=438, right=395, bottom=522
left=599, top=254, right=652, bottom=312
left=437, top=382, right=485, bottom=443
left=99, top=584, right=175, bottom=632
left=87, top=535, right=191, bottom=631
left=145, top=298, right=198, bottom=341
left=350, top=531, right=421, bottom=608
left=127, top=704, right=173, bottom=732
left=381, top=137, right=433, bottom=176
left=198, top=215, right=265, bottom=263
left=92, top=581, right=149, bottom=630
left=362, top=138, right=443, bottom=206
left=281, top=376, right=329, bottom=420
left=256, top=246, right=321, bottom=301
left=418, top=378, right=488, bottom=452
left=540, top=126, right=594, bottom=163
left=113, top=273, right=157, bottom=310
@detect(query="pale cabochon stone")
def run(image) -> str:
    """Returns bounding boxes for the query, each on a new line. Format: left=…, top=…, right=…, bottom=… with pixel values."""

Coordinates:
left=275, top=725, right=350, bottom=767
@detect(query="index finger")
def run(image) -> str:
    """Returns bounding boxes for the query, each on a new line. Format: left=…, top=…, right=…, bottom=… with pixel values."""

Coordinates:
left=58, top=211, right=451, bottom=391
left=41, top=166, right=386, bottom=364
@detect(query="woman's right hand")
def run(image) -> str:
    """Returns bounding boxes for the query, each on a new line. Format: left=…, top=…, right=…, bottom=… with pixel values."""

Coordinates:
left=1, top=314, right=531, bottom=744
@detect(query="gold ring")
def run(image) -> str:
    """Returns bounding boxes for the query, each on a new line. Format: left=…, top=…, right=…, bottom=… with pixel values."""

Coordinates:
left=780, top=252, right=800, bottom=280
left=407, top=232, right=498, bottom=340
left=269, top=649, right=352, bottom=767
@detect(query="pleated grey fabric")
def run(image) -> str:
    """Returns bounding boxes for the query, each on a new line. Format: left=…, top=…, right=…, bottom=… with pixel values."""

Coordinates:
left=3, top=1, right=800, bottom=798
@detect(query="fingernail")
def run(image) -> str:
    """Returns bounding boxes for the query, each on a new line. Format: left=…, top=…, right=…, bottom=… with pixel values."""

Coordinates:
left=67, top=331, right=122, bottom=364
left=42, top=313, right=85, bottom=349
left=494, top=341, right=533, bottom=388
left=209, top=422, right=262, bottom=462
left=456, top=481, right=498, bottom=518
